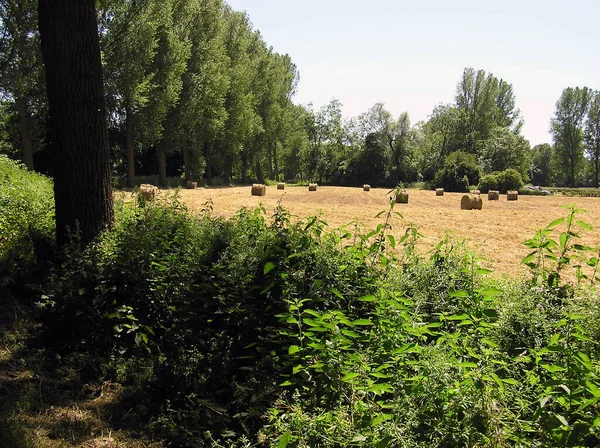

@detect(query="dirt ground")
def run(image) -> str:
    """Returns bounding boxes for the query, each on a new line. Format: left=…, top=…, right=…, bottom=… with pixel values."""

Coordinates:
left=149, top=186, right=600, bottom=280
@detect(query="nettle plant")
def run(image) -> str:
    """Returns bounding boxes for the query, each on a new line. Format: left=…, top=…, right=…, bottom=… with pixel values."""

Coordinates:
left=522, top=205, right=599, bottom=287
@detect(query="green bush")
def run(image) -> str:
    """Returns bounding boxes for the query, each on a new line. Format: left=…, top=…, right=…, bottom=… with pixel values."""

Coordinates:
left=434, top=151, right=481, bottom=192
left=496, top=168, right=523, bottom=193
left=0, top=156, right=55, bottom=287
left=479, top=169, right=524, bottom=193
left=28, top=196, right=600, bottom=447
left=478, top=172, right=499, bottom=193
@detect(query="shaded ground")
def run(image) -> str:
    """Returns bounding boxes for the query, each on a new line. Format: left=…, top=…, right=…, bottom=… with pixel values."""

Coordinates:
left=0, top=296, right=163, bottom=448
left=157, top=185, right=600, bottom=279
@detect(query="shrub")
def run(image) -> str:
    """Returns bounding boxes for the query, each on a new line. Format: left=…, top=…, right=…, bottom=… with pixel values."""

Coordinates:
left=478, top=172, right=499, bottom=193
left=0, top=156, right=55, bottom=287
left=496, top=168, right=523, bottom=193
left=434, top=151, right=481, bottom=192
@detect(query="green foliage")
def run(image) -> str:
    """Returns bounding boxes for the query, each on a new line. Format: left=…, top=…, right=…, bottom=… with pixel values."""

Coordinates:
left=0, top=155, right=54, bottom=285
left=496, top=168, right=524, bottom=193
left=434, top=151, right=480, bottom=192
left=478, top=172, right=499, bottom=193
left=551, top=87, right=591, bottom=187
left=3, top=168, right=600, bottom=446
left=479, top=169, right=523, bottom=194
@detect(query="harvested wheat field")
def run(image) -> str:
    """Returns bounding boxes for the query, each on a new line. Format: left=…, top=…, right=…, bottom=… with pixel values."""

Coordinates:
left=157, top=186, right=600, bottom=278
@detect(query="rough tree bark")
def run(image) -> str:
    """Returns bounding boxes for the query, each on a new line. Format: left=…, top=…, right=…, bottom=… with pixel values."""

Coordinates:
left=126, top=106, right=135, bottom=187
left=38, top=0, right=114, bottom=245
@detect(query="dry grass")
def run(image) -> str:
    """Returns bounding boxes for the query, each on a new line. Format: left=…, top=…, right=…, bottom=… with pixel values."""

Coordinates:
left=157, top=186, right=600, bottom=278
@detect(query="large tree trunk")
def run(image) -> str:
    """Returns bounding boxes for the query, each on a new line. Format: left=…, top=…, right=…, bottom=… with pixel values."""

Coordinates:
left=38, top=0, right=114, bottom=245
left=204, top=141, right=212, bottom=185
left=125, top=106, right=135, bottom=187
left=183, top=145, right=191, bottom=182
left=273, top=143, right=279, bottom=181
left=241, top=150, right=248, bottom=184
left=157, top=141, right=167, bottom=187
left=16, top=97, right=34, bottom=170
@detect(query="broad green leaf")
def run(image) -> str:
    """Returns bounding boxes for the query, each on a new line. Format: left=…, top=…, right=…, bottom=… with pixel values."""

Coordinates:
left=540, top=363, right=566, bottom=373
left=459, top=362, right=478, bottom=368
left=449, top=290, right=468, bottom=298
left=555, top=414, right=570, bottom=427
left=546, top=218, right=565, bottom=229
left=278, top=432, right=292, bottom=448
left=342, top=372, right=360, bottom=382
left=352, top=319, right=373, bottom=326
left=288, top=345, right=301, bottom=355
left=263, top=262, right=276, bottom=275
left=341, top=329, right=361, bottom=338
left=387, top=234, right=396, bottom=249
left=330, top=288, right=344, bottom=299
left=367, top=383, right=393, bottom=395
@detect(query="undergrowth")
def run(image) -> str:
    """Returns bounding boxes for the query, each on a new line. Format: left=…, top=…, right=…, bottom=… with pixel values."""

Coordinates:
left=1, top=175, right=599, bottom=447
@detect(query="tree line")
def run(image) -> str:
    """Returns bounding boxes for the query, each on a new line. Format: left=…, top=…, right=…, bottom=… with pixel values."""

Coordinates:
left=1, top=0, right=600, bottom=189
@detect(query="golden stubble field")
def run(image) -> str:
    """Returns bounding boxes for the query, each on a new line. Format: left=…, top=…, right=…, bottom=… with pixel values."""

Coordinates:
left=152, top=186, right=600, bottom=279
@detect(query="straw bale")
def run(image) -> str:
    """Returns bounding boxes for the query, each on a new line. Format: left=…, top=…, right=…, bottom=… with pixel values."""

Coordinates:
left=461, top=194, right=483, bottom=210
left=277, top=182, right=285, bottom=190
left=186, top=181, right=197, bottom=190
left=396, top=190, right=409, bottom=204
left=488, top=190, right=499, bottom=200
left=139, top=184, right=158, bottom=200
left=308, top=183, right=318, bottom=191
left=507, top=190, right=519, bottom=201
left=363, top=184, right=371, bottom=191
left=251, top=184, right=266, bottom=196
left=436, top=188, right=444, bottom=196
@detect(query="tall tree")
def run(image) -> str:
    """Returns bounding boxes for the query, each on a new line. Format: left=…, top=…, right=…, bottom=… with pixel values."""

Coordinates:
left=101, top=0, right=162, bottom=187
left=38, top=0, right=114, bottom=244
left=530, top=143, right=553, bottom=186
left=455, top=68, right=522, bottom=152
left=0, top=0, right=45, bottom=170
left=585, top=90, right=600, bottom=187
left=551, top=86, right=590, bottom=187
left=479, top=126, right=531, bottom=179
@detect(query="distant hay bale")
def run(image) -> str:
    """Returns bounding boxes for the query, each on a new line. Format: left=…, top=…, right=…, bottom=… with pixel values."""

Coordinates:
left=363, top=184, right=370, bottom=191
left=436, top=188, right=444, bottom=196
left=186, top=181, right=197, bottom=190
left=396, top=190, right=409, bottom=204
left=461, top=194, right=483, bottom=210
left=507, top=190, right=519, bottom=201
left=308, top=183, right=318, bottom=191
left=471, top=190, right=481, bottom=195
left=251, top=183, right=266, bottom=196
left=488, top=190, right=499, bottom=200
left=139, top=184, right=158, bottom=200
left=277, top=182, right=285, bottom=190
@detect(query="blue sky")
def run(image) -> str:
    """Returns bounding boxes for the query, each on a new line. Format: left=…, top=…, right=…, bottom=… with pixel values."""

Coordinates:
left=225, top=0, right=599, bottom=146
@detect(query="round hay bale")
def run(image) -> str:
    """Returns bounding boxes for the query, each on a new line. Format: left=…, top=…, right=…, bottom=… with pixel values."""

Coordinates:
left=251, top=183, right=266, bottom=196
left=277, top=182, right=285, bottom=190
left=363, top=184, right=371, bottom=191
left=139, top=184, right=158, bottom=200
left=396, top=190, right=409, bottom=204
left=488, top=190, right=499, bottom=200
left=461, top=194, right=482, bottom=210
left=186, top=181, right=197, bottom=190
left=507, top=190, right=519, bottom=201
left=435, top=188, right=444, bottom=196
left=308, top=183, right=318, bottom=191
left=471, top=190, right=481, bottom=195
